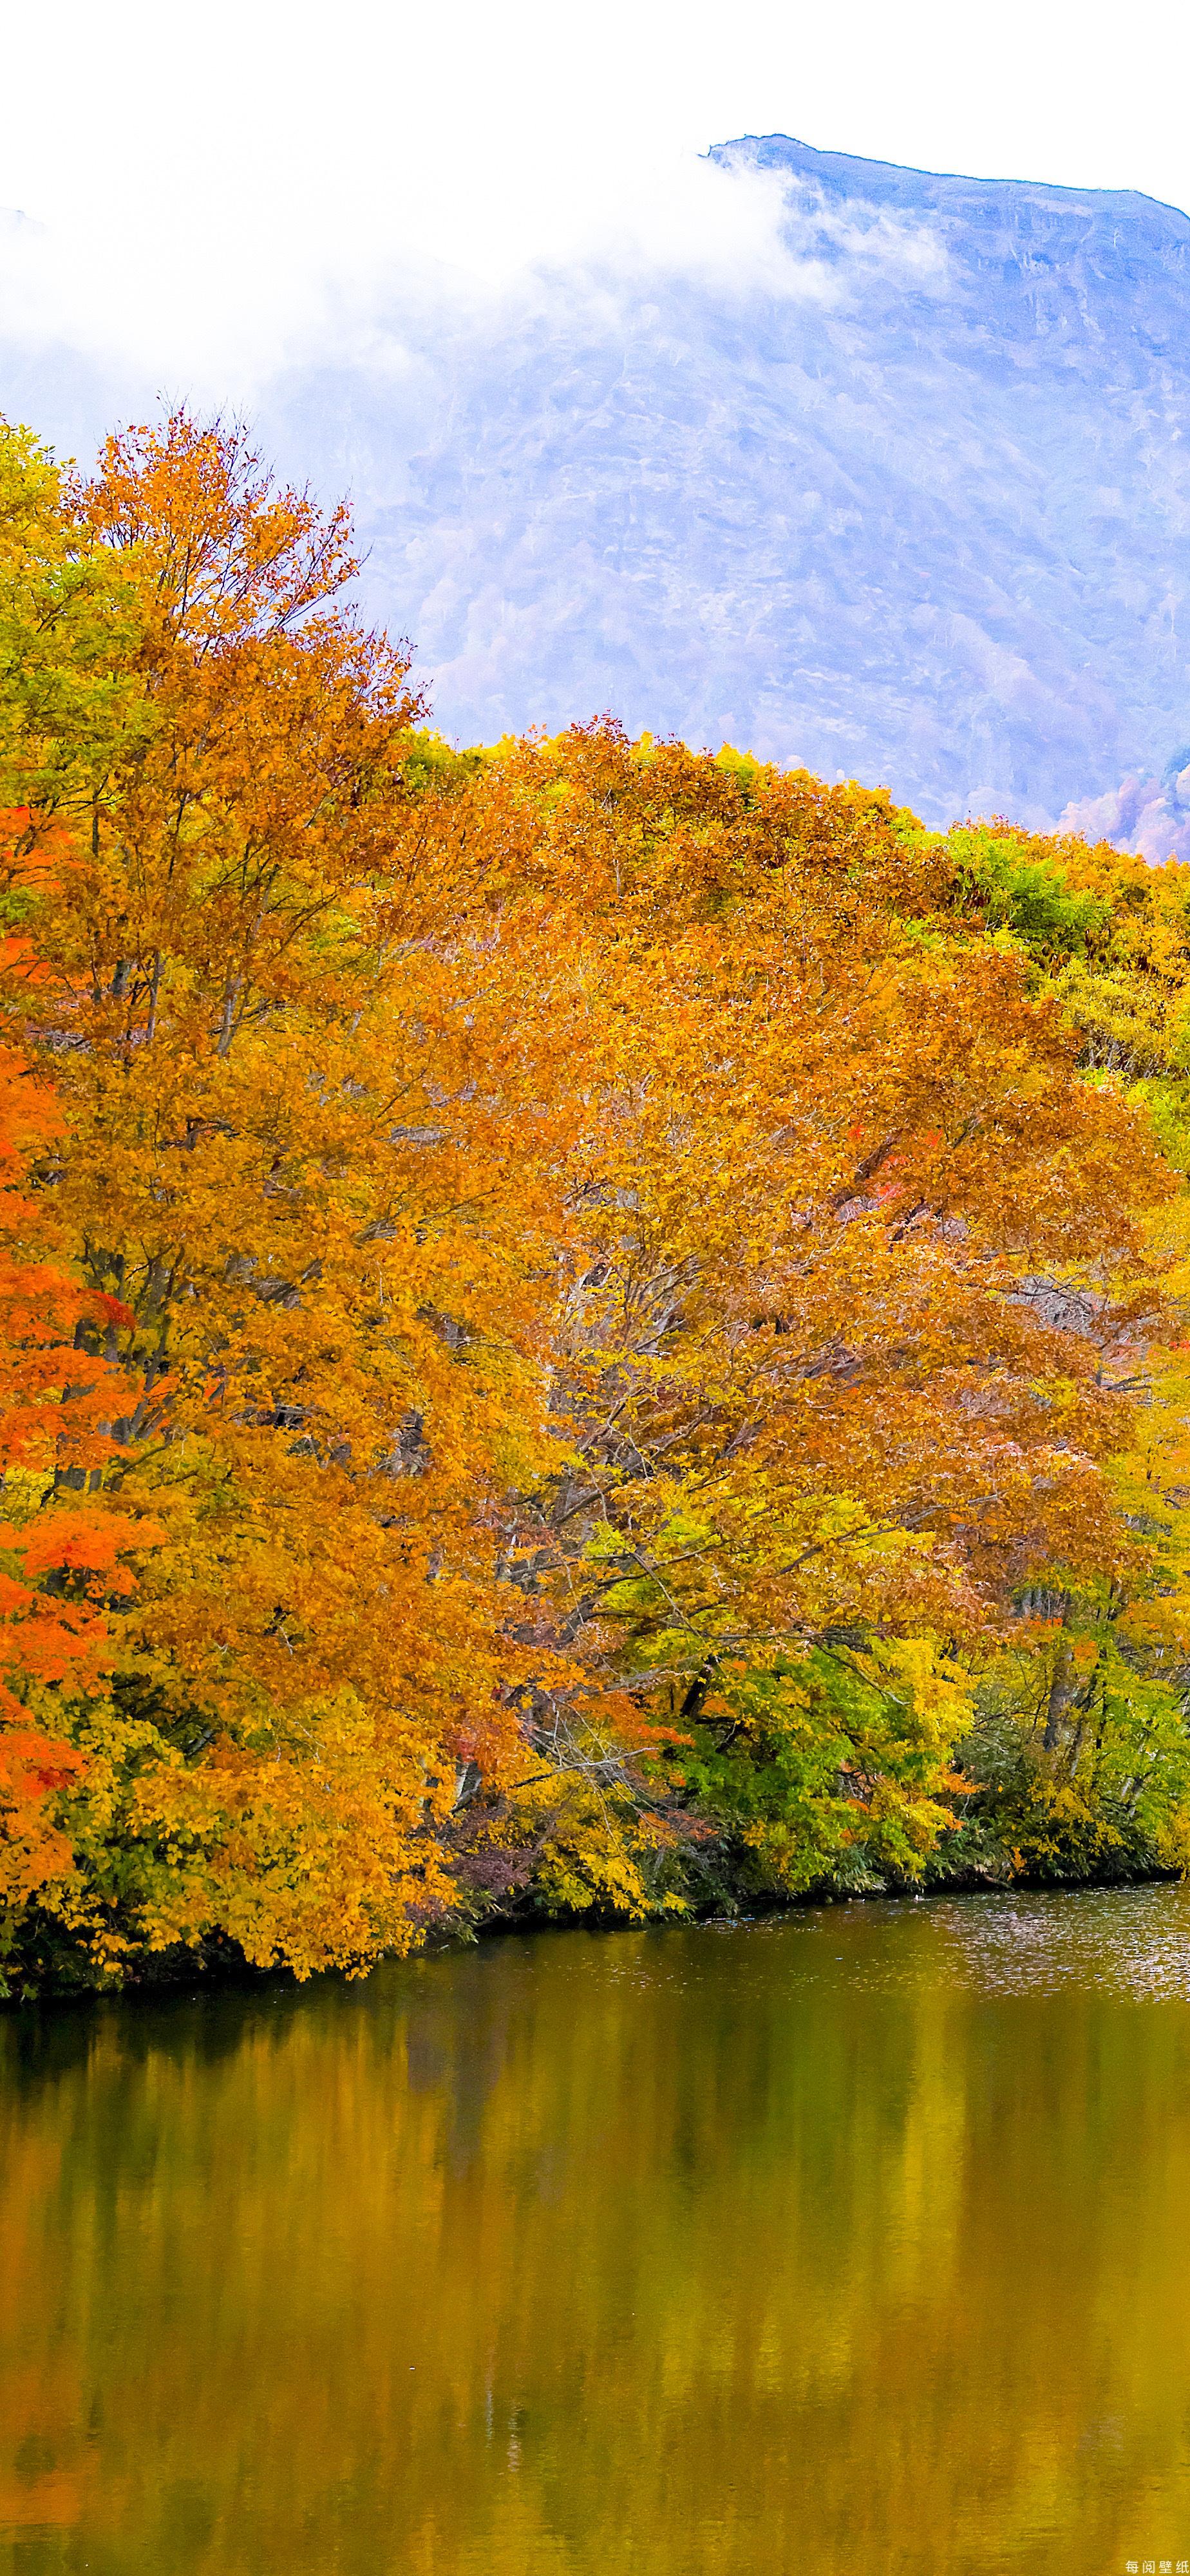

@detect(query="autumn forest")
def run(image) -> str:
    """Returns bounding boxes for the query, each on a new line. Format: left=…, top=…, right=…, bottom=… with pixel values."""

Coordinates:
left=3, top=409, right=1190, bottom=1998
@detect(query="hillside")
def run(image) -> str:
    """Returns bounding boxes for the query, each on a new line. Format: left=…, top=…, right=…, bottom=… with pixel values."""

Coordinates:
left=276, top=134, right=1190, bottom=838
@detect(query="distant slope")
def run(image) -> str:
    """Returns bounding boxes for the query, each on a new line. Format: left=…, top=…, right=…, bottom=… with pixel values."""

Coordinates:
left=5, top=136, right=1190, bottom=839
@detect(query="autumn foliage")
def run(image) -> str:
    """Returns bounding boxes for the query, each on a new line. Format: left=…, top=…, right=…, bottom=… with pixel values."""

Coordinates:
left=1, top=408, right=1189, bottom=1990
left=0, top=1032, right=144, bottom=1908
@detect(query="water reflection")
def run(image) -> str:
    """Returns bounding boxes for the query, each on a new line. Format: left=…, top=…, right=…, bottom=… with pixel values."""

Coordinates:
left=3, top=1889, right=1190, bottom=2573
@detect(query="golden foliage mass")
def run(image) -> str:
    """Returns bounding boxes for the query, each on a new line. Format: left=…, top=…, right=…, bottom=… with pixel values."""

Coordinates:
left=1, top=412, right=1189, bottom=1985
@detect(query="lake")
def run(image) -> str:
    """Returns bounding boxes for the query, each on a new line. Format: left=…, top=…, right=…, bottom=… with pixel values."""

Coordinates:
left=3, top=1887, right=1190, bottom=2574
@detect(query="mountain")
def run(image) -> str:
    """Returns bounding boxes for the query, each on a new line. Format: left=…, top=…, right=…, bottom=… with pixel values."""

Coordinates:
left=5, top=136, right=1190, bottom=842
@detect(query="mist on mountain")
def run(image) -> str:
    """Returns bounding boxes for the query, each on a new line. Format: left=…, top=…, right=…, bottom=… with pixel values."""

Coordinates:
left=3, top=133, right=1190, bottom=844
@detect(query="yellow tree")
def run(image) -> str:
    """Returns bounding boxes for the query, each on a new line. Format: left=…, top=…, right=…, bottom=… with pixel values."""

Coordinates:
left=462, top=728, right=1173, bottom=1900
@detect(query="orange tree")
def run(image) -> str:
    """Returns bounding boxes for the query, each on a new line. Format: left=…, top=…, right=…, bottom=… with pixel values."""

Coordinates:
left=0, top=1034, right=151, bottom=1949
left=0, top=417, right=580, bottom=1982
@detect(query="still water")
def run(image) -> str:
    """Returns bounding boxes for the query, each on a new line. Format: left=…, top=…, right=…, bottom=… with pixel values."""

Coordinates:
left=3, top=1889, right=1190, bottom=2575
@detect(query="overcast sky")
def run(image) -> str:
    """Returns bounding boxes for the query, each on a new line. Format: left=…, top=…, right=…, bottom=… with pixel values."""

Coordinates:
left=1, top=0, right=1187, bottom=388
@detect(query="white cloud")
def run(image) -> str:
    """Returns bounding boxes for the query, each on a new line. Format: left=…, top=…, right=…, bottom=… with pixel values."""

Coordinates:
left=0, top=140, right=952, bottom=412
left=1059, top=775, right=1190, bottom=864
left=0, top=0, right=1183, bottom=396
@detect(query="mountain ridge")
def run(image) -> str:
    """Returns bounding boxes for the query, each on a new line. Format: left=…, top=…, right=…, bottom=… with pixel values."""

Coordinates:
left=716, top=132, right=1190, bottom=229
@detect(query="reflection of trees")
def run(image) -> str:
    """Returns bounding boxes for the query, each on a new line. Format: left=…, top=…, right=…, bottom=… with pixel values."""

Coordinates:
left=0, top=1906, right=1187, bottom=2573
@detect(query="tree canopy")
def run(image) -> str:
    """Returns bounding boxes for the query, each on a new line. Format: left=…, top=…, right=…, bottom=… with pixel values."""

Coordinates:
left=2, top=411, right=1189, bottom=1992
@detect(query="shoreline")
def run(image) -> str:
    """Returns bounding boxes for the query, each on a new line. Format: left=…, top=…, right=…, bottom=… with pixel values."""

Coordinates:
left=5, top=1859, right=1182, bottom=2014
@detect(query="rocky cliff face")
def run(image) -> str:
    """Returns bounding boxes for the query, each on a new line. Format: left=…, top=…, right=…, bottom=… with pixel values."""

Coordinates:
left=6, top=135, right=1190, bottom=838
